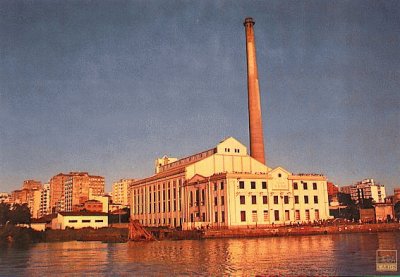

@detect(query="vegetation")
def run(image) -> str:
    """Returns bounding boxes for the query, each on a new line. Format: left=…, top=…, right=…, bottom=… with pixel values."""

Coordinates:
left=394, top=201, right=400, bottom=219
left=0, top=203, right=31, bottom=226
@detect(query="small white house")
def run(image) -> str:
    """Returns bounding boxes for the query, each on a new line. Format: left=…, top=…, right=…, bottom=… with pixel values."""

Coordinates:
left=53, top=212, right=108, bottom=230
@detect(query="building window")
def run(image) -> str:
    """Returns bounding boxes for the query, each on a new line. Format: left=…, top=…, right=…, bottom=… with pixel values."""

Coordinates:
left=252, top=211, right=257, bottom=222
left=294, top=182, right=298, bottom=190
left=262, top=181, right=267, bottom=189
left=214, top=183, right=217, bottom=191
left=304, top=196, right=309, bottom=204
left=274, top=196, right=278, bottom=204
left=305, top=209, right=310, bottom=221
left=252, top=195, right=257, bottom=204
left=241, top=211, right=246, bottom=222
left=220, top=182, right=224, bottom=190
left=313, top=183, right=317, bottom=190
left=295, top=210, right=300, bottom=221
left=303, top=183, right=308, bottom=190
left=263, top=210, right=269, bottom=222
left=240, top=195, right=245, bottom=205
left=314, top=196, right=318, bottom=204
left=95, top=219, right=103, bottom=223
left=263, top=196, right=268, bottom=204
left=214, top=196, right=218, bottom=206
left=294, top=195, right=299, bottom=204
left=274, top=210, right=279, bottom=221
left=278, top=173, right=282, bottom=178
left=251, top=182, right=256, bottom=189
left=239, top=181, right=245, bottom=189
left=68, top=220, right=78, bottom=223
left=221, top=211, right=225, bottom=222
left=190, top=192, right=193, bottom=207
left=284, top=196, right=289, bottom=204
left=285, top=210, right=290, bottom=221
left=221, top=196, right=225, bottom=206
left=315, top=209, right=320, bottom=220
left=215, top=212, right=218, bottom=223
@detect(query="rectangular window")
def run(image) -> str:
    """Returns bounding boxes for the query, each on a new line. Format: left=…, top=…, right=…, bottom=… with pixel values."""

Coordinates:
left=214, top=183, right=218, bottom=191
left=294, top=195, right=299, bottom=204
left=314, top=195, right=318, bottom=204
left=95, top=220, right=103, bottom=223
left=304, top=195, right=309, bottom=204
left=221, top=211, right=225, bottom=222
left=221, top=196, right=225, bottom=206
left=262, top=181, right=267, bottom=189
left=294, top=182, right=298, bottom=190
left=214, top=196, right=218, bottom=206
left=263, top=196, right=268, bottom=204
left=239, top=181, right=244, bottom=189
left=240, top=195, right=245, bottom=205
left=274, top=210, right=279, bottom=221
left=263, top=210, right=269, bottom=222
left=241, top=211, right=246, bottom=222
left=303, top=183, right=308, bottom=190
left=220, top=182, right=224, bottom=190
left=315, top=209, right=320, bottom=220
left=251, top=181, right=256, bottom=189
left=295, top=210, right=300, bottom=221
left=215, top=212, right=218, bottom=223
left=68, top=220, right=78, bottom=223
left=195, top=190, right=199, bottom=206
left=274, top=196, right=278, bottom=204
left=284, top=195, right=289, bottom=204
left=252, top=210, right=257, bottom=222
left=285, top=210, right=290, bottom=221
left=313, top=183, right=317, bottom=190
left=252, top=195, right=257, bottom=204
left=305, top=209, right=310, bottom=221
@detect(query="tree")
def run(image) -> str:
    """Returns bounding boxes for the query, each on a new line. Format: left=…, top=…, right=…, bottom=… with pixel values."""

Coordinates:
left=9, top=204, right=31, bottom=225
left=0, top=202, right=11, bottom=225
left=394, top=202, right=400, bottom=219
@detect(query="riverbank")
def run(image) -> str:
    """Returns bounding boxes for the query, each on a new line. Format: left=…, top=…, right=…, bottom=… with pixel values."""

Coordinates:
left=202, top=223, right=400, bottom=239
left=2, top=222, right=400, bottom=244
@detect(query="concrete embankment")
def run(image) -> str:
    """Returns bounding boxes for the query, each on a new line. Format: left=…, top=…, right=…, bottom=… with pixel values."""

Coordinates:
left=202, top=223, right=400, bottom=239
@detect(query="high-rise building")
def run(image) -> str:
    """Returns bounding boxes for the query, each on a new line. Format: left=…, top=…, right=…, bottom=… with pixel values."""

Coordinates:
left=112, top=179, right=135, bottom=206
left=22, top=180, right=42, bottom=191
left=39, top=183, right=51, bottom=217
left=63, top=172, right=105, bottom=212
left=342, top=179, right=386, bottom=204
left=49, top=173, right=72, bottom=213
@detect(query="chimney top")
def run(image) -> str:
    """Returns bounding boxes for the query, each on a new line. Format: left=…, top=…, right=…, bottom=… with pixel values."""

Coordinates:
left=244, top=17, right=255, bottom=26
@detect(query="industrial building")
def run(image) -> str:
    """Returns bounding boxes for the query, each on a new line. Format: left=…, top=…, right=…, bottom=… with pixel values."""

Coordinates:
left=129, top=18, right=330, bottom=230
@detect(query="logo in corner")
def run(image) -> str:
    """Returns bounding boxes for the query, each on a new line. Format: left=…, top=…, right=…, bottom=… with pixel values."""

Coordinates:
left=376, top=250, right=397, bottom=272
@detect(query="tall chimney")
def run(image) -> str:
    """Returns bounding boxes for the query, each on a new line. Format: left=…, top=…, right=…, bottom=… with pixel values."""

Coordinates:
left=244, top=17, right=266, bottom=164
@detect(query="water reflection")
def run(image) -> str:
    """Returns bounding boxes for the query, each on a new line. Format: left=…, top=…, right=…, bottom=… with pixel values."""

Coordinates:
left=0, top=232, right=399, bottom=276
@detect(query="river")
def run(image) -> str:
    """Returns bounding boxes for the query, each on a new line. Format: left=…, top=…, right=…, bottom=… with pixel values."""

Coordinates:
left=1, top=232, right=399, bottom=276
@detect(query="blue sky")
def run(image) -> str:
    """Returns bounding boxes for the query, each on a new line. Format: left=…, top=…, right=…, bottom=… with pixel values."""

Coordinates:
left=0, top=1, right=399, bottom=193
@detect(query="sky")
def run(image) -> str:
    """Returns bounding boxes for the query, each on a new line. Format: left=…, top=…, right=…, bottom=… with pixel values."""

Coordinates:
left=0, top=0, right=399, bottom=193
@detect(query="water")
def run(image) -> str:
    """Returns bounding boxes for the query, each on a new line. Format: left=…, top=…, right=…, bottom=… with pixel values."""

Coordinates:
left=1, top=232, right=399, bottom=276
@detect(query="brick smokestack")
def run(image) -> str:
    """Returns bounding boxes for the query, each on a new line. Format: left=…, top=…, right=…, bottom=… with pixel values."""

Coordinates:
left=244, top=17, right=265, bottom=165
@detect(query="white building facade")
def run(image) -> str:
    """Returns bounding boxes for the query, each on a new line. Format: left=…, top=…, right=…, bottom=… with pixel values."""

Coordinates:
left=130, top=138, right=330, bottom=230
